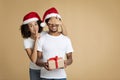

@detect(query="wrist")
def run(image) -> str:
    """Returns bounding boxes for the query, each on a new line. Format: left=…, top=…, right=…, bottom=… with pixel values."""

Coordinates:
left=65, top=59, right=73, bottom=66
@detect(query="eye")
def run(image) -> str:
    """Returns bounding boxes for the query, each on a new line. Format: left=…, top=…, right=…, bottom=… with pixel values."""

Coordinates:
left=47, top=23, right=52, bottom=27
left=29, top=25, right=32, bottom=27
left=35, top=23, right=38, bottom=26
left=55, top=24, right=59, bottom=27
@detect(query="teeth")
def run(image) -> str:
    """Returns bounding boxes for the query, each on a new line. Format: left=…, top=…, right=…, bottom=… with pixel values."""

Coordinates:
left=53, top=27, right=56, bottom=29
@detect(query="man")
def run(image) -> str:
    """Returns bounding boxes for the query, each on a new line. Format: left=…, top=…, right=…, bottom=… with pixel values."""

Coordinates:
left=37, top=7, right=74, bottom=80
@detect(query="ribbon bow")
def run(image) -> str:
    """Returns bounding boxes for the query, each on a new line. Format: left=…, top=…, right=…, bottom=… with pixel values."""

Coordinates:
left=48, top=56, right=59, bottom=69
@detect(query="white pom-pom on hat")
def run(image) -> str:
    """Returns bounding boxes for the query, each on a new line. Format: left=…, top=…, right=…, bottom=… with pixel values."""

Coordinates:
left=40, top=22, right=46, bottom=27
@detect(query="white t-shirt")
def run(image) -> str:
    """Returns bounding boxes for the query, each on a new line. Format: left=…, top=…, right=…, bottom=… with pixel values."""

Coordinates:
left=23, top=31, right=46, bottom=70
left=37, top=33, right=74, bottom=79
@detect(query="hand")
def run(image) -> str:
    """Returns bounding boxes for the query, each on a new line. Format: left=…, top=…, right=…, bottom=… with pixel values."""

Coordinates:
left=35, top=30, right=40, bottom=40
left=43, top=62, right=52, bottom=71
left=64, top=60, right=67, bottom=68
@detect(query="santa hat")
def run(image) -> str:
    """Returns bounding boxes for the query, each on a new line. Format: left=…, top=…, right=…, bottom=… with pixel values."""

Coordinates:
left=41, top=7, right=62, bottom=27
left=23, top=12, right=41, bottom=25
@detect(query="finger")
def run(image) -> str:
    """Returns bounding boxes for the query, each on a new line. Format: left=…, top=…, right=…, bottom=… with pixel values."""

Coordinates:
left=43, top=62, right=49, bottom=70
left=38, top=35, right=40, bottom=39
left=45, top=65, right=49, bottom=70
left=35, top=29, right=37, bottom=34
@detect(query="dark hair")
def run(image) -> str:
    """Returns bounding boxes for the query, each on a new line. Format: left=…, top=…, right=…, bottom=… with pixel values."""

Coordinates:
left=20, top=20, right=43, bottom=38
left=45, top=18, right=50, bottom=24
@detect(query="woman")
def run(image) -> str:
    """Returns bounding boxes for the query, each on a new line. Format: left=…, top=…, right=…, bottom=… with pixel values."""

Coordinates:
left=20, top=12, right=44, bottom=80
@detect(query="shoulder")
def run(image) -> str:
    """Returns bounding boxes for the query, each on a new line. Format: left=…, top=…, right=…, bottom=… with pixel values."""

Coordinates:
left=40, top=31, right=47, bottom=36
left=24, top=37, right=32, bottom=42
left=61, top=34, right=71, bottom=41
left=23, top=38, right=30, bottom=43
left=38, top=33, right=47, bottom=42
left=23, top=37, right=33, bottom=44
left=23, top=38, right=33, bottom=48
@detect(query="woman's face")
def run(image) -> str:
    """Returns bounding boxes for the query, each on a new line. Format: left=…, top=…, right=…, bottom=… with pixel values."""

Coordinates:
left=28, top=21, right=39, bottom=34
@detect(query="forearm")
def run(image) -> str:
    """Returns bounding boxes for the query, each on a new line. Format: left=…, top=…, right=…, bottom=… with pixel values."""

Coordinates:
left=36, top=59, right=45, bottom=67
left=65, top=53, right=73, bottom=66
left=31, top=40, right=38, bottom=63
left=35, top=51, right=44, bottom=67
left=66, top=58, right=73, bottom=66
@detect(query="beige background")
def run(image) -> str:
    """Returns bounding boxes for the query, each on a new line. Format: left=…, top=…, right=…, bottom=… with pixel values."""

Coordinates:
left=0, top=0, right=120, bottom=80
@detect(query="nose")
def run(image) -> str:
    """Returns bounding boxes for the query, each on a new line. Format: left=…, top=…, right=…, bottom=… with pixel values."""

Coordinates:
left=51, top=24, right=55, bottom=26
left=34, top=26, right=38, bottom=31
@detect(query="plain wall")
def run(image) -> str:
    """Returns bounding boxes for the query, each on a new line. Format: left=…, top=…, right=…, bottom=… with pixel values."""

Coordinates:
left=0, top=0, right=120, bottom=80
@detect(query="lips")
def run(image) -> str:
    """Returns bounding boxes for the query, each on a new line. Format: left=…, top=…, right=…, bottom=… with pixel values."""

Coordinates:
left=51, top=26, right=57, bottom=31
left=53, top=26, right=57, bottom=29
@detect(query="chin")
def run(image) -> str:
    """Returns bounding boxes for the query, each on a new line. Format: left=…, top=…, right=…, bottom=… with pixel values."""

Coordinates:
left=51, top=30, right=58, bottom=33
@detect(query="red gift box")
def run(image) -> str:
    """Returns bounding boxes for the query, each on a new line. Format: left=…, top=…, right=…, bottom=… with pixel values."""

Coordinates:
left=47, top=56, right=64, bottom=70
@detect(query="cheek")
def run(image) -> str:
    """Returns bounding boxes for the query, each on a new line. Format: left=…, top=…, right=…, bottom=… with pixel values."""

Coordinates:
left=29, top=28, right=34, bottom=32
left=35, top=26, right=39, bottom=31
left=28, top=27, right=34, bottom=32
left=31, top=27, right=34, bottom=30
left=49, top=26, right=53, bottom=29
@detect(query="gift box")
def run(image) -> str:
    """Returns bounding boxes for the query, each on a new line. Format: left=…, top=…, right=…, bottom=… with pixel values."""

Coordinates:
left=47, top=56, right=64, bottom=70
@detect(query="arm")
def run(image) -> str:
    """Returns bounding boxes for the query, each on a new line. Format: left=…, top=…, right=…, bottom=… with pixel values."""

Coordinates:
left=64, top=52, right=73, bottom=67
left=64, top=37, right=74, bottom=67
left=36, top=51, right=44, bottom=67
left=25, top=31, right=40, bottom=63
left=36, top=51, right=50, bottom=70
left=25, top=39, right=38, bottom=63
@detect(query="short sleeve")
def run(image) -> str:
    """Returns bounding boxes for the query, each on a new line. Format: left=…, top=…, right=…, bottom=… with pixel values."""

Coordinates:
left=66, top=38, right=74, bottom=54
left=23, top=39, right=31, bottom=49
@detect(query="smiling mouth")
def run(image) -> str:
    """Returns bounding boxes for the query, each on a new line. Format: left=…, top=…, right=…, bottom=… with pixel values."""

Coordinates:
left=53, top=26, right=57, bottom=29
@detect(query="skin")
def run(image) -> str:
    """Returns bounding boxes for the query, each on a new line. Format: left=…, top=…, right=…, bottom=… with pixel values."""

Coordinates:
left=25, top=21, right=41, bottom=63
left=24, top=19, right=67, bottom=64
left=36, top=17, right=73, bottom=71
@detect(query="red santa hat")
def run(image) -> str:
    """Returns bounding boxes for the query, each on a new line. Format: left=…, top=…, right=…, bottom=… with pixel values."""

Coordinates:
left=41, top=7, right=62, bottom=27
left=23, top=12, right=41, bottom=25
